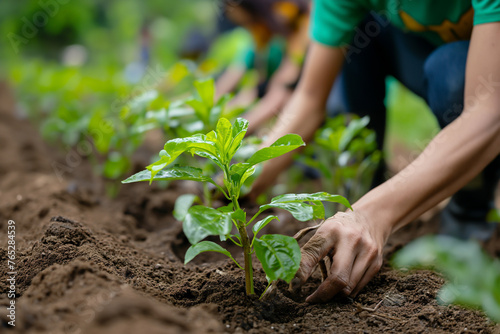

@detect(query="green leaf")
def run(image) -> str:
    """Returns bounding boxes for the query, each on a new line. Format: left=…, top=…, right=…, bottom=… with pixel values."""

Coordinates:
left=185, top=99, right=208, bottom=123
left=228, top=118, right=249, bottom=158
left=185, top=241, right=240, bottom=267
left=232, top=209, right=246, bottom=223
left=174, top=194, right=198, bottom=221
left=254, top=234, right=301, bottom=283
left=259, top=192, right=352, bottom=221
left=217, top=204, right=234, bottom=213
left=228, top=132, right=302, bottom=190
left=339, top=116, right=370, bottom=151
left=215, top=93, right=233, bottom=109
left=252, top=215, right=279, bottom=235
left=270, top=192, right=352, bottom=210
left=122, top=166, right=214, bottom=184
left=229, top=163, right=256, bottom=194
left=240, top=165, right=256, bottom=185
left=194, top=78, right=215, bottom=108
left=146, top=135, right=219, bottom=178
left=216, top=117, right=232, bottom=160
left=260, top=201, right=317, bottom=221
left=208, top=105, right=223, bottom=127
left=183, top=206, right=232, bottom=244
left=103, top=152, right=130, bottom=180
left=247, top=134, right=305, bottom=166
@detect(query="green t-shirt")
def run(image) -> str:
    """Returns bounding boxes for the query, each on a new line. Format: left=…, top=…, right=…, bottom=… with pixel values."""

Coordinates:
left=240, top=38, right=285, bottom=80
left=311, top=0, right=500, bottom=47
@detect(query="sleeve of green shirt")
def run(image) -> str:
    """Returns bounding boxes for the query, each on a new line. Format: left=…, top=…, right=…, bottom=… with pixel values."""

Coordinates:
left=310, top=0, right=369, bottom=47
left=473, top=0, right=500, bottom=25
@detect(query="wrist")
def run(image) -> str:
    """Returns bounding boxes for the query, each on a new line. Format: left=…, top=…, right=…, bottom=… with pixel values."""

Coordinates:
left=351, top=194, right=395, bottom=245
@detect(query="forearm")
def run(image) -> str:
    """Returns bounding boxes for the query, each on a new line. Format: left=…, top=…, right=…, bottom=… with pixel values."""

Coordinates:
left=353, top=23, right=500, bottom=239
left=245, top=87, right=291, bottom=135
left=354, top=106, right=500, bottom=238
left=249, top=43, right=345, bottom=198
left=215, top=67, right=245, bottom=99
left=250, top=90, right=326, bottom=197
left=268, top=58, right=301, bottom=89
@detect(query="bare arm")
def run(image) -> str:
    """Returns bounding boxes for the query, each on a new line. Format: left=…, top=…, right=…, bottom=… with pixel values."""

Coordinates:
left=243, top=58, right=298, bottom=135
left=245, top=15, right=311, bottom=135
left=215, top=65, right=246, bottom=100
left=295, top=22, right=500, bottom=302
left=249, top=42, right=345, bottom=198
left=358, top=22, right=500, bottom=235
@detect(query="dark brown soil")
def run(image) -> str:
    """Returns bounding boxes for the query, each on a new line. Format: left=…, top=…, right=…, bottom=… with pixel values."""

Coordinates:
left=1, top=82, right=499, bottom=333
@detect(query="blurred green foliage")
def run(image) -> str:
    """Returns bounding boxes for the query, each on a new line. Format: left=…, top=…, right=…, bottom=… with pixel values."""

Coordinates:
left=0, top=0, right=216, bottom=66
left=393, top=235, right=500, bottom=322
left=296, top=115, right=381, bottom=212
left=487, top=209, right=500, bottom=223
left=386, top=79, right=440, bottom=154
left=1, top=1, right=253, bottom=190
left=0, top=1, right=444, bottom=200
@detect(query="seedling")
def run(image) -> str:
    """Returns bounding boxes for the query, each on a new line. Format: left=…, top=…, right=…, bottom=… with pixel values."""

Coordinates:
left=146, top=77, right=245, bottom=139
left=297, top=115, right=380, bottom=213
left=123, top=117, right=351, bottom=296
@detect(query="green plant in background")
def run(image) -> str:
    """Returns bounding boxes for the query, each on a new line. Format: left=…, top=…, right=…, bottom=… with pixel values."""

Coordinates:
left=297, top=115, right=381, bottom=213
left=2, top=0, right=256, bottom=192
left=9, top=56, right=249, bottom=195
left=122, top=118, right=351, bottom=296
left=393, top=235, right=500, bottom=322
left=146, top=77, right=245, bottom=139
left=0, top=0, right=216, bottom=64
left=134, top=75, right=251, bottom=203
left=487, top=209, right=500, bottom=223
left=9, top=61, right=149, bottom=194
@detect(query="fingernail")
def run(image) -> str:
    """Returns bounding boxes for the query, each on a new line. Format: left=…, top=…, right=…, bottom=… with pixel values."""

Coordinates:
left=305, top=292, right=321, bottom=304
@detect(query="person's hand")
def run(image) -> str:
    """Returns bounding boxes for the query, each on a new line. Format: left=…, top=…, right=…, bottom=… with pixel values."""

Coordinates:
left=290, top=210, right=389, bottom=303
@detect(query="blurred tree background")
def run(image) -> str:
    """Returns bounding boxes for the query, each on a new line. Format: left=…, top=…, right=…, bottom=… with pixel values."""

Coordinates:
left=0, top=0, right=218, bottom=67
left=0, top=0, right=439, bottom=181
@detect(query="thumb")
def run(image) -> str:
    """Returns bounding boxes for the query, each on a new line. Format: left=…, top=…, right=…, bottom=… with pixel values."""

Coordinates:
left=289, top=232, right=334, bottom=292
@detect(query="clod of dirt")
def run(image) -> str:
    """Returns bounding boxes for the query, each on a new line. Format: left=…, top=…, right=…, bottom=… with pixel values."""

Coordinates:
left=14, top=260, right=123, bottom=334
left=81, top=289, right=223, bottom=334
left=42, top=216, right=95, bottom=246
left=12, top=260, right=222, bottom=334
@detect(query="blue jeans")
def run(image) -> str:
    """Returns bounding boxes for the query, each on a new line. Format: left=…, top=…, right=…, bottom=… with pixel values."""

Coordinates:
left=332, top=14, right=499, bottom=234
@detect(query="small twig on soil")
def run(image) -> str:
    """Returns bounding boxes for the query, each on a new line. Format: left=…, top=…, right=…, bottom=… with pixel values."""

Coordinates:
left=353, top=283, right=405, bottom=322
left=354, top=302, right=404, bottom=322
left=354, top=299, right=384, bottom=313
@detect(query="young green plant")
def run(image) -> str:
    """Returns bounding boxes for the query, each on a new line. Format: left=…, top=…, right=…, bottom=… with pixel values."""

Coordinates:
left=297, top=115, right=381, bottom=214
left=122, top=118, right=351, bottom=295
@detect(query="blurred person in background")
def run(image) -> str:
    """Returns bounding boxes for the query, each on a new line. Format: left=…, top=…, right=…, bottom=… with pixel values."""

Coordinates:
left=215, top=0, right=311, bottom=135
left=247, top=0, right=500, bottom=303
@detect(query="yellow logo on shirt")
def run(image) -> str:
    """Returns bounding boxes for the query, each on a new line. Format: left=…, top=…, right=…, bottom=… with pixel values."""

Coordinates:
left=400, top=7, right=473, bottom=42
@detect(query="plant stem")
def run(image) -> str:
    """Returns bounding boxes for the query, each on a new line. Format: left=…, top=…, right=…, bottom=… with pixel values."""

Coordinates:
left=231, top=194, right=254, bottom=295
left=202, top=182, right=211, bottom=207
left=238, top=223, right=254, bottom=295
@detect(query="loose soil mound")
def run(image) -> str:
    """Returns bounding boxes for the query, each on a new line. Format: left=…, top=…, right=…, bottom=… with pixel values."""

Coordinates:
left=1, top=82, right=499, bottom=333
